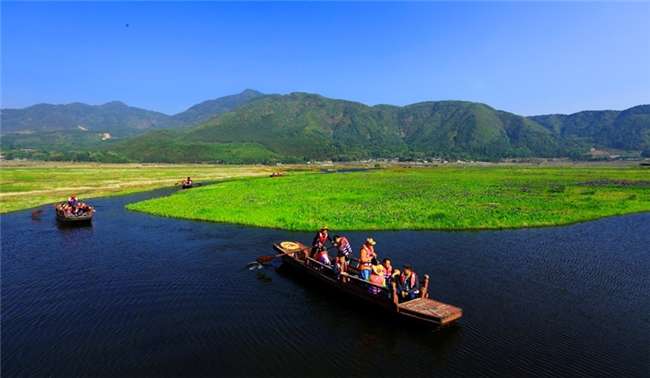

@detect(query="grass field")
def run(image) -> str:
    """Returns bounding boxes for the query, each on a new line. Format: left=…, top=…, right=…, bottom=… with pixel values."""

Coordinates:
left=0, top=162, right=279, bottom=213
left=127, top=166, right=650, bottom=231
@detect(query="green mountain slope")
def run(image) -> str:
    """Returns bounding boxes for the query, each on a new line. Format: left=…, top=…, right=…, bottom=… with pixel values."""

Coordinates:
left=0, top=89, right=264, bottom=137
left=112, top=93, right=566, bottom=162
left=183, top=93, right=407, bottom=160
left=3, top=91, right=648, bottom=163
left=396, top=101, right=558, bottom=158
left=171, top=89, right=264, bottom=126
left=108, top=130, right=280, bottom=164
left=531, top=105, right=650, bottom=151
left=0, top=101, right=176, bottom=136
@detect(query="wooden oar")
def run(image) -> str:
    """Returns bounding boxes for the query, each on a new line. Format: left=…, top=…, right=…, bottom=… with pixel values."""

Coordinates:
left=255, top=244, right=313, bottom=265
left=256, top=253, right=285, bottom=265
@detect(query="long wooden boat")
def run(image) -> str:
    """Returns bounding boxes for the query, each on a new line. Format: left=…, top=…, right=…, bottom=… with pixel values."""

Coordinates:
left=54, top=204, right=94, bottom=224
left=273, top=241, right=463, bottom=327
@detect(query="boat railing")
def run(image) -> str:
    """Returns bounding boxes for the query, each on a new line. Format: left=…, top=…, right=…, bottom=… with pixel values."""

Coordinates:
left=294, top=247, right=430, bottom=305
left=304, top=256, right=396, bottom=302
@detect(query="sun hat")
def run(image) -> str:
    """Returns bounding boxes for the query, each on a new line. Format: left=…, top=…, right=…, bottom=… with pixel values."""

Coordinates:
left=366, top=237, right=376, bottom=246
left=372, top=264, right=385, bottom=275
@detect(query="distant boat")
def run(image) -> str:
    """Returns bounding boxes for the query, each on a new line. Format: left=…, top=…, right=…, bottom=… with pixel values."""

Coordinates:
left=54, top=203, right=94, bottom=224
left=273, top=241, right=463, bottom=327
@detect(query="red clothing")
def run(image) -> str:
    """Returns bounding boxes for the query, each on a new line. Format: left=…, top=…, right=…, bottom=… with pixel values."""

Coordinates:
left=312, top=231, right=330, bottom=248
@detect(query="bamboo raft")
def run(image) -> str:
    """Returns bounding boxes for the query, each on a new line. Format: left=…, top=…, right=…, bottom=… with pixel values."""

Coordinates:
left=273, top=241, right=463, bottom=327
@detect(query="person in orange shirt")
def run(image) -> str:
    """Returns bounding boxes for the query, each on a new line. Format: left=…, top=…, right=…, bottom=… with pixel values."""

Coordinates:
left=358, top=237, right=377, bottom=281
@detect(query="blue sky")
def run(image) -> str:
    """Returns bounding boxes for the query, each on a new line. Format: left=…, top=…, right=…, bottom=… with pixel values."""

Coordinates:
left=2, top=1, right=649, bottom=115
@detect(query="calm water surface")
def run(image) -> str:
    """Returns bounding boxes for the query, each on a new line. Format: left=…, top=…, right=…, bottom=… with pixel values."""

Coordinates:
left=2, top=188, right=649, bottom=377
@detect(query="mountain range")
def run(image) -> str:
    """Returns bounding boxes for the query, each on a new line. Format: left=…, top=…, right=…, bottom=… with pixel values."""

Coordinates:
left=0, top=89, right=264, bottom=136
left=1, top=90, right=648, bottom=163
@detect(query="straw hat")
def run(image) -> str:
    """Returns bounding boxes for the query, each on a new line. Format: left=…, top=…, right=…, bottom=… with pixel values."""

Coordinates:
left=372, top=264, right=385, bottom=275
left=365, top=237, right=376, bottom=246
left=321, top=225, right=329, bottom=231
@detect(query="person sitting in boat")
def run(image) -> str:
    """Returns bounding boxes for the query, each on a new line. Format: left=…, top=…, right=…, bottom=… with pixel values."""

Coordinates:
left=333, top=235, right=353, bottom=261
left=61, top=203, right=73, bottom=216
left=397, top=265, right=420, bottom=302
left=357, top=237, right=377, bottom=281
left=77, top=202, right=91, bottom=214
left=369, top=260, right=386, bottom=294
left=313, top=246, right=331, bottom=266
left=382, top=258, right=394, bottom=284
left=311, top=226, right=332, bottom=256
left=183, top=177, right=193, bottom=186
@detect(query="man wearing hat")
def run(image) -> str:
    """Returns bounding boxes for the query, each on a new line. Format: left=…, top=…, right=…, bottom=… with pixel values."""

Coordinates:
left=358, top=237, right=377, bottom=281
left=311, top=225, right=332, bottom=256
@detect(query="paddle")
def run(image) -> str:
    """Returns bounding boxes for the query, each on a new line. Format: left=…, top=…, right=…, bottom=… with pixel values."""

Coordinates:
left=253, top=242, right=339, bottom=268
left=255, top=244, right=315, bottom=265
left=256, top=253, right=285, bottom=265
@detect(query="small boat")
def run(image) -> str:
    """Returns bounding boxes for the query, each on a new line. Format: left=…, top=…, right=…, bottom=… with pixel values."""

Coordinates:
left=181, top=182, right=193, bottom=189
left=54, top=203, right=94, bottom=224
left=273, top=241, right=463, bottom=327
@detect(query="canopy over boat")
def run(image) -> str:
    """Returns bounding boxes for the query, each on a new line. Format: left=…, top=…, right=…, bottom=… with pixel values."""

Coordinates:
left=273, top=241, right=463, bottom=327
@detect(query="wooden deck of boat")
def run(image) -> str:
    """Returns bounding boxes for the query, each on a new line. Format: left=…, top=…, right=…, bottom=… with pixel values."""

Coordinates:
left=397, top=298, right=463, bottom=325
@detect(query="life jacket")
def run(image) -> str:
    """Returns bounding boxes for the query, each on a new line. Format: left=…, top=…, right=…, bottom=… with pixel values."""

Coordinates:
left=383, top=265, right=393, bottom=279
left=313, top=231, right=329, bottom=247
left=358, top=244, right=375, bottom=270
left=369, top=272, right=386, bottom=287
left=400, top=272, right=418, bottom=290
left=337, top=237, right=352, bottom=257
left=314, top=250, right=331, bottom=265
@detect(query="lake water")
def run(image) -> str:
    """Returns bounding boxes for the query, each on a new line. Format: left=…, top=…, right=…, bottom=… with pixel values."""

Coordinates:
left=2, top=188, right=649, bottom=377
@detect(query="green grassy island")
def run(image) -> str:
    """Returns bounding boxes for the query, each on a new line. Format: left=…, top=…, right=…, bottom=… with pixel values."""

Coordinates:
left=127, top=166, right=650, bottom=231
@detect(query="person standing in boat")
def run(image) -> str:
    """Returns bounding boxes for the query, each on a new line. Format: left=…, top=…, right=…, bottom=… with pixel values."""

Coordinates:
left=333, top=235, right=353, bottom=261
left=67, top=194, right=78, bottom=208
left=311, top=226, right=332, bottom=256
left=333, top=255, right=349, bottom=282
left=397, top=265, right=420, bottom=301
left=358, top=237, right=377, bottom=281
